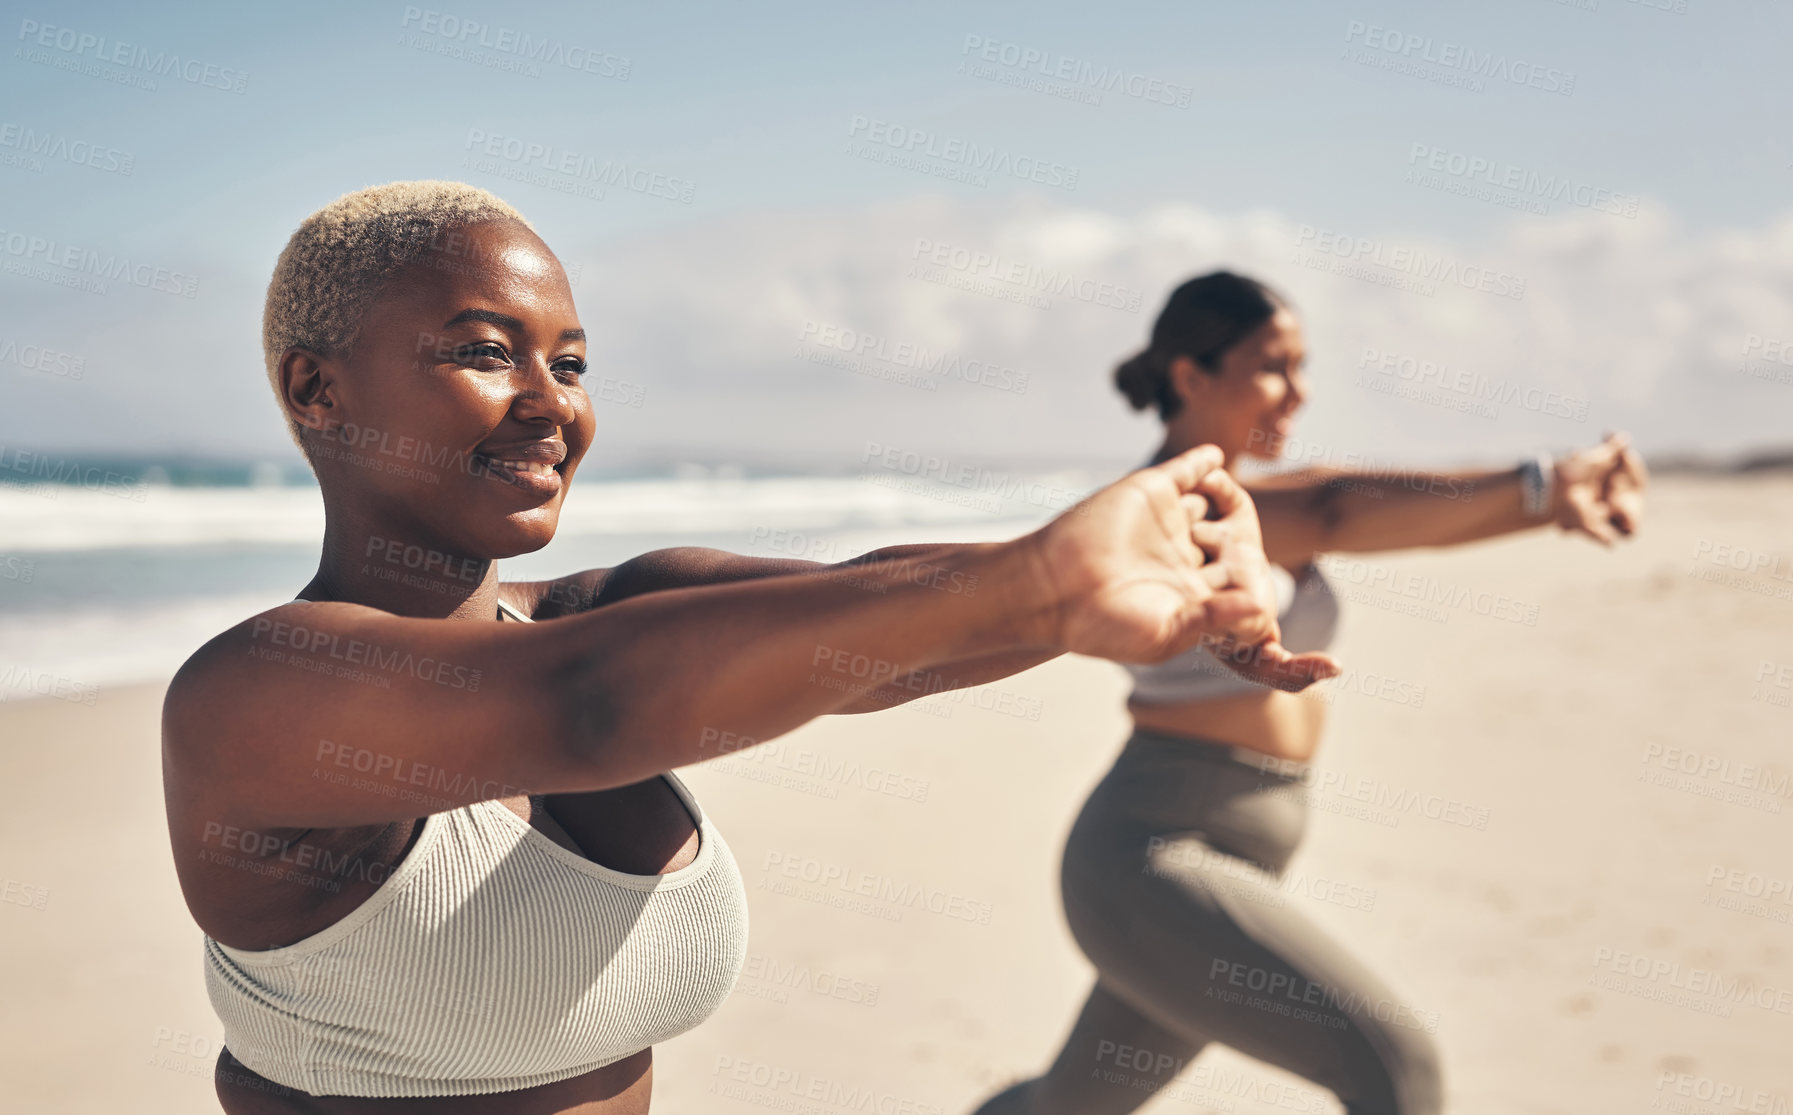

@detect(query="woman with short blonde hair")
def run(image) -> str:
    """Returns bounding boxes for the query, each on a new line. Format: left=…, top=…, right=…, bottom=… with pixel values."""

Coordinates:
left=163, top=183, right=1334, bottom=1113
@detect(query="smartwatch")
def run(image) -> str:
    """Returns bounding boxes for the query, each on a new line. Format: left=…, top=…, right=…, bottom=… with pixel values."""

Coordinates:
left=1519, top=452, right=1555, bottom=519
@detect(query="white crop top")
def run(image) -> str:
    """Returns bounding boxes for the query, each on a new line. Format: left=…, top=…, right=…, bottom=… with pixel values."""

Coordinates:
left=202, top=595, right=750, bottom=1097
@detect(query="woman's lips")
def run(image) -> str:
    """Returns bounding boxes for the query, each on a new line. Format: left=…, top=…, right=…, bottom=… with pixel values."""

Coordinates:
left=473, top=454, right=563, bottom=497
left=469, top=437, right=567, bottom=497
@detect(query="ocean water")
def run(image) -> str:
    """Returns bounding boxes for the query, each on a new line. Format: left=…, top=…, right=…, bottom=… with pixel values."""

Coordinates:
left=0, top=468, right=1098, bottom=700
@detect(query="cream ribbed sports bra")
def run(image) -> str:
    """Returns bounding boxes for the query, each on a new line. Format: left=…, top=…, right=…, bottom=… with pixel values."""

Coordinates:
left=202, top=595, right=750, bottom=1097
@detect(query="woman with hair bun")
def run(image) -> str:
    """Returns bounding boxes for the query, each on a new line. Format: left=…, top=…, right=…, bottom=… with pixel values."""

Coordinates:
left=972, top=271, right=1647, bottom=1115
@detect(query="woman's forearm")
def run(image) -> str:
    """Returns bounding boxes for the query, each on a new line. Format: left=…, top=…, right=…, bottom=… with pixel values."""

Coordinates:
left=820, top=545, right=1062, bottom=710
left=827, top=647, right=1062, bottom=713
left=1253, top=463, right=1547, bottom=563
left=561, top=537, right=1060, bottom=783
left=584, top=542, right=1061, bottom=713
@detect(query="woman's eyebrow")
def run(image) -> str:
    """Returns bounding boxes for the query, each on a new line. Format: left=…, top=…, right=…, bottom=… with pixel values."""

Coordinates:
left=441, top=309, right=584, bottom=343
left=442, top=308, right=523, bottom=331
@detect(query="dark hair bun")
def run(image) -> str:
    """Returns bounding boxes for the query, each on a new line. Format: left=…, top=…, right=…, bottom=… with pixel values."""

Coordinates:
left=1113, top=350, right=1162, bottom=412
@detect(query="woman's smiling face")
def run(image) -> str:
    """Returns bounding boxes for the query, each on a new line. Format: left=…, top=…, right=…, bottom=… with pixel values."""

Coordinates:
left=1170, top=307, right=1309, bottom=463
left=284, top=219, right=596, bottom=559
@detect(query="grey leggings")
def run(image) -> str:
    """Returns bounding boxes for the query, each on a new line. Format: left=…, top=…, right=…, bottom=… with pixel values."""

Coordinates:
left=974, top=729, right=1443, bottom=1115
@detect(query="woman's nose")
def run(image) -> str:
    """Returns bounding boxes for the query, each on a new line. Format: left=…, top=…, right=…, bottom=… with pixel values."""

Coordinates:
left=513, top=364, right=578, bottom=426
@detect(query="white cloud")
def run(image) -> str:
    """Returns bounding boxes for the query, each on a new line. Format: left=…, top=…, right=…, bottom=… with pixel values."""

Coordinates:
left=11, top=193, right=1789, bottom=469
left=558, top=192, right=1793, bottom=471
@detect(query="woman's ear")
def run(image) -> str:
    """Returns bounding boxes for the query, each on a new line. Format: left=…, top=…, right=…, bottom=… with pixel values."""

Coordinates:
left=1167, top=354, right=1207, bottom=411
left=279, top=348, right=338, bottom=434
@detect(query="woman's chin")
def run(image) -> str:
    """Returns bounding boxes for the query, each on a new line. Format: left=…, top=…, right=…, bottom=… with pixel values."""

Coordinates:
left=472, top=515, right=560, bottom=560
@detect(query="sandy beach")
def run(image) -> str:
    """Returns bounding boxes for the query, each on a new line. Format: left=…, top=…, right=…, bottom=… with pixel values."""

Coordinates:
left=3, top=472, right=1790, bottom=1114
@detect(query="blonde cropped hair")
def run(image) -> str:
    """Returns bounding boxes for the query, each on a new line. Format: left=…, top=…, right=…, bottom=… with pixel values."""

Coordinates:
left=261, top=180, right=534, bottom=451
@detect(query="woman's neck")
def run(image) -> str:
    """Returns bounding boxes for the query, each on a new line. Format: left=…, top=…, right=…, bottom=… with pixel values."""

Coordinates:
left=301, top=505, right=505, bottom=621
left=1157, top=422, right=1241, bottom=472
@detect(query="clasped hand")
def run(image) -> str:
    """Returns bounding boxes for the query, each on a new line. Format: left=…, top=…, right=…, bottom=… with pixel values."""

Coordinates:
left=1025, top=445, right=1341, bottom=692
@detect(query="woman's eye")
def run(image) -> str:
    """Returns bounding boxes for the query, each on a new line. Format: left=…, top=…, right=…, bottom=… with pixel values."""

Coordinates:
left=453, top=342, right=509, bottom=365
left=455, top=345, right=505, bottom=367
left=554, top=358, right=589, bottom=379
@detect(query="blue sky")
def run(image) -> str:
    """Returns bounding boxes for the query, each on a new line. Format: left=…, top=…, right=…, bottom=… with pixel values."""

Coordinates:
left=3, top=0, right=1790, bottom=468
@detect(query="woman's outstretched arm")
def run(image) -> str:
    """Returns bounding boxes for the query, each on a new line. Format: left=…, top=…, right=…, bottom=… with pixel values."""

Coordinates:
left=1247, top=432, right=1647, bottom=566
left=165, top=445, right=1339, bottom=833
left=513, top=543, right=1061, bottom=714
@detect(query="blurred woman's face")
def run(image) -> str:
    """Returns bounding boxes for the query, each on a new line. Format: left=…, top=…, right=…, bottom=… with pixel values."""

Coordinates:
left=291, top=219, right=596, bottom=558
left=1171, top=308, right=1309, bottom=463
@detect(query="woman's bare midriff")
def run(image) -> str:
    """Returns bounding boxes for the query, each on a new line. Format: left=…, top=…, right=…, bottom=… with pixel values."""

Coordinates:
left=1127, top=687, right=1327, bottom=763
